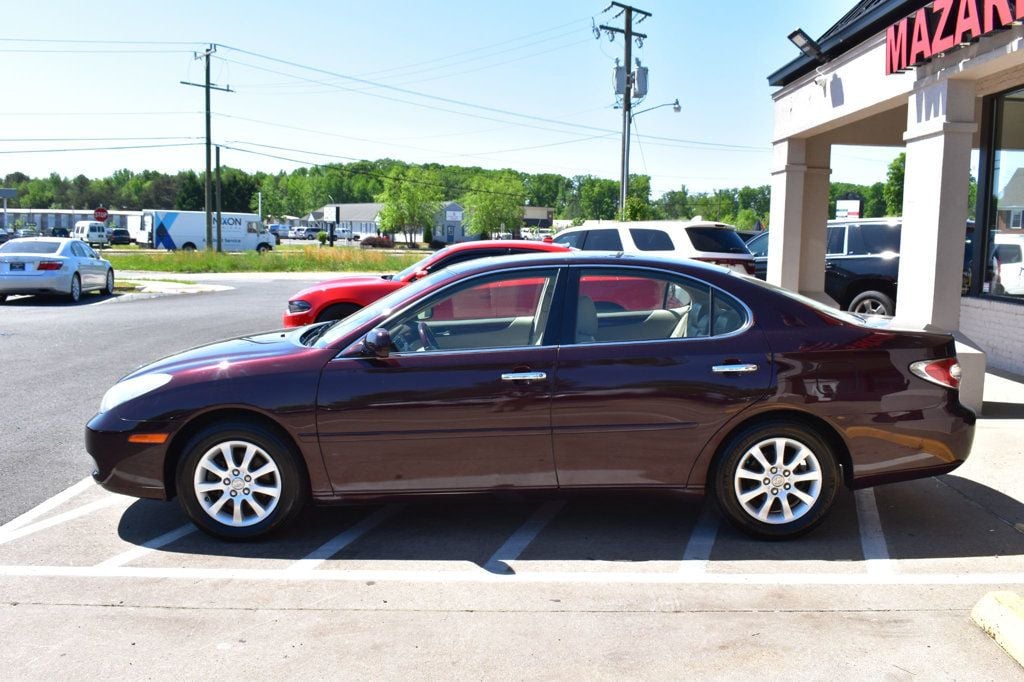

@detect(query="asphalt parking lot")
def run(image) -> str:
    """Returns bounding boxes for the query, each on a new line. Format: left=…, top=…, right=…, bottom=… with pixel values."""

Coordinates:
left=1, top=278, right=1023, bottom=678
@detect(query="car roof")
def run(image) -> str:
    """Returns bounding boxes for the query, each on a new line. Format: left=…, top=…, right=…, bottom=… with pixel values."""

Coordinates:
left=444, top=239, right=567, bottom=252
left=437, top=249, right=732, bottom=279
left=557, top=220, right=738, bottom=232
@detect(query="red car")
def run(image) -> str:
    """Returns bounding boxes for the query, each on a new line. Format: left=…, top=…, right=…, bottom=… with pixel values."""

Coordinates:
left=283, top=240, right=570, bottom=327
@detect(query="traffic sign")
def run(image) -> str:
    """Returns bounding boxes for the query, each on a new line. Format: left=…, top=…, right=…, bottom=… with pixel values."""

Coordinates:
left=93, top=207, right=109, bottom=221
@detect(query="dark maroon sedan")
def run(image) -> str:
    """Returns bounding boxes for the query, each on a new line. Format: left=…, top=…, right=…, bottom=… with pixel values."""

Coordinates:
left=87, top=252, right=974, bottom=540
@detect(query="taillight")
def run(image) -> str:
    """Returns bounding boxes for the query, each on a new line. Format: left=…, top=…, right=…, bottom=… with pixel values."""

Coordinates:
left=909, top=358, right=961, bottom=389
left=36, top=261, right=63, bottom=271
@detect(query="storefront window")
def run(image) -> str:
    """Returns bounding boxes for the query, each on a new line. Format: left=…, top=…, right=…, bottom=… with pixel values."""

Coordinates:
left=985, top=87, right=1024, bottom=297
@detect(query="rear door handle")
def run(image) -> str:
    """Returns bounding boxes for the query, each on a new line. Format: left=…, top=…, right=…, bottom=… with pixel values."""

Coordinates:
left=712, top=364, right=759, bottom=374
left=501, top=371, right=547, bottom=382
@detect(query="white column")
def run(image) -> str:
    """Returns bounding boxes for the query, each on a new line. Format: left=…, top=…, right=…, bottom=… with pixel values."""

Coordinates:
left=767, top=137, right=835, bottom=304
left=897, top=78, right=985, bottom=414
left=897, top=79, right=976, bottom=330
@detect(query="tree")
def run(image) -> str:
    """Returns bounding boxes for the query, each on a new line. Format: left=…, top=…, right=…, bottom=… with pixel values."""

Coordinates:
left=883, top=152, right=906, bottom=216
left=524, top=173, right=568, bottom=209
left=462, top=171, right=525, bottom=238
left=176, top=171, right=204, bottom=211
left=656, top=185, right=690, bottom=219
left=623, top=195, right=652, bottom=221
left=577, top=176, right=618, bottom=220
left=376, top=166, right=443, bottom=244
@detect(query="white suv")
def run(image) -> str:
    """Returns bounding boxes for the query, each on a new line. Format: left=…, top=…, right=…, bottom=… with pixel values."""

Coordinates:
left=551, top=220, right=755, bottom=274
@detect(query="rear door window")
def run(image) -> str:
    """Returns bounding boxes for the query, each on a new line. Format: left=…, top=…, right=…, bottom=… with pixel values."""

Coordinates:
left=629, top=228, right=675, bottom=251
left=846, top=224, right=900, bottom=255
left=684, top=227, right=748, bottom=254
left=582, top=229, right=623, bottom=251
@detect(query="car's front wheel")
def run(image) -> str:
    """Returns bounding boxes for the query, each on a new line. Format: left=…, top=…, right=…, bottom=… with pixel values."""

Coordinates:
left=712, top=421, right=839, bottom=540
left=176, top=421, right=308, bottom=540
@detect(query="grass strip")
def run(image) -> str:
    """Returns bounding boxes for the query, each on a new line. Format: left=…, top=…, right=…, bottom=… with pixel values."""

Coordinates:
left=104, top=247, right=422, bottom=273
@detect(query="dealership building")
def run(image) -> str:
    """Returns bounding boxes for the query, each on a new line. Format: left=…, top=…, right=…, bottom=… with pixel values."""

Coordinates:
left=767, top=0, right=1024, bottom=411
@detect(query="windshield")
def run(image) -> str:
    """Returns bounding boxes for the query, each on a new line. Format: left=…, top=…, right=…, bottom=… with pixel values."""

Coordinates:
left=392, top=249, right=443, bottom=281
left=0, top=240, right=61, bottom=254
left=312, top=273, right=442, bottom=348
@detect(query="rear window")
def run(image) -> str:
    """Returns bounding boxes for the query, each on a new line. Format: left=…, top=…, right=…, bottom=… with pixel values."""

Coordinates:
left=0, top=240, right=60, bottom=254
left=629, top=228, right=675, bottom=251
left=553, top=232, right=585, bottom=249
left=997, top=244, right=1022, bottom=264
left=685, top=227, right=748, bottom=254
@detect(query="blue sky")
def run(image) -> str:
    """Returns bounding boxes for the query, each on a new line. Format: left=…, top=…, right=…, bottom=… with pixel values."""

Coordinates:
left=0, top=0, right=900, bottom=196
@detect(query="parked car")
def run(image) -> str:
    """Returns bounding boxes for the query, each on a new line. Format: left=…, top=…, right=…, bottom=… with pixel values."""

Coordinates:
left=288, top=226, right=318, bottom=240
left=991, top=232, right=1024, bottom=295
left=283, top=239, right=570, bottom=327
left=88, top=251, right=974, bottom=541
left=747, top=219, right=902, bottom=315
left=107, top=228, right=132, bottom=246
left=552, top=220, right=755, bottom=274
left=0, top=237, right=114, bottom=303
left=50, top=227, right=70, bottom=238
left=72, top=220, right=108, bottom=248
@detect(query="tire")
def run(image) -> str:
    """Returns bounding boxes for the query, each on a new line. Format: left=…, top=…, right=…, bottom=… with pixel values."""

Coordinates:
left=316, top=302, right=361, bottom=323
left=848, top=290, right=894, bottom=316
left=182, top=243, right=197, bottom=253
left=712, top=420, right=839, bottom=540
left=68, top=273, right=82, bottom=303
left=256, top=243, right=271, bottom=254
left=103, top=269, right=115, bottom=296
left=175, top=420, right=308, bottom=540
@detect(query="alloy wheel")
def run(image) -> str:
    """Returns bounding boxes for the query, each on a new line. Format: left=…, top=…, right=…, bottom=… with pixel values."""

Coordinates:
left=733, top=437, right=822, bottom=525
left=193, top=440, right=282, bottom=527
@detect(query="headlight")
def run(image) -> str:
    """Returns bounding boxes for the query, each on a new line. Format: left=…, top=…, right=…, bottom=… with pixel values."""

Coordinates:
left=100, top=373, right=172, bottom=413
left=288, top=300, right=311, bottom=313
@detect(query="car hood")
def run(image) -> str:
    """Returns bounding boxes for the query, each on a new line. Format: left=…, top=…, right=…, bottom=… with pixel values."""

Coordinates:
left=291, top=274, right=397, bottom=299
left=124, top=328, right=327, bottom=380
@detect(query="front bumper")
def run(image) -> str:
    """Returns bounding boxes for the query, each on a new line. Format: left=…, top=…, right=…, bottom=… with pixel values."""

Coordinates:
left=86, top=411, right=177, bottom=500
left=282, top=309, right=315, bottom=328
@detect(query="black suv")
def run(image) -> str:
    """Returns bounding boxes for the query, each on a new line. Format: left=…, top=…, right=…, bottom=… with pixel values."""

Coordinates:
left=747, top=220, right=902, bottom=316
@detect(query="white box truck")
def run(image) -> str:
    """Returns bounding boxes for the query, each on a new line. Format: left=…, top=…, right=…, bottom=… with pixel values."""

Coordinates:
left=127, top=210, right=273, bottom=253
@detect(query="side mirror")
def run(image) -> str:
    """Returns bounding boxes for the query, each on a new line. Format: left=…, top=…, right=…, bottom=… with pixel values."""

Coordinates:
left=362, top=328, right=391, bottom=358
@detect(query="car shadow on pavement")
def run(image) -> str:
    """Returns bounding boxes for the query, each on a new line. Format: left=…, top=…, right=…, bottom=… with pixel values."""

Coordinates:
left=1, top=293, right=114, bottom=307
left=115, top=477, right=1024, bottom=568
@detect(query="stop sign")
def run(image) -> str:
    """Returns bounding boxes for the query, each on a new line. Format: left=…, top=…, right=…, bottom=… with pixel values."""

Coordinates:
left=93, top=207, right=109, bottom=221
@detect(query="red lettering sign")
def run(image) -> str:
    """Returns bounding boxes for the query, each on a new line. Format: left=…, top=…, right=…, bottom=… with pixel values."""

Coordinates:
left=954, top=0, right=983, bottom=42
left=886, top=18, right=911, bottom=74
left=886, top=0, right=1022, bottom=74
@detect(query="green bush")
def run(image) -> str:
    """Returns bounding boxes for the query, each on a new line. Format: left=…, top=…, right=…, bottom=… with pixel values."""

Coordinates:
left=104, top=247, right=419, bottom=273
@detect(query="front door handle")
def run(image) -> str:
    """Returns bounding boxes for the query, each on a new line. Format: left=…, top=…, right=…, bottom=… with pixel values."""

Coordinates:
left=501, top=371, right=547, bottom=382
left=712, top=364, right=759, bottom=374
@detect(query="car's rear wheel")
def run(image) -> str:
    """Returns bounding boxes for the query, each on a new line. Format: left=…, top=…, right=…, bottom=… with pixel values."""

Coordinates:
left=316, top=302, right=361, bottom=323
left=176, top=421, right=308, bottom=540
left=103, top=269, right=115, bottom=296
left=182, top=243, right=197, bottom=252
left=849, top=290, right=894, bottom=316
left=68, top=273, right=81, bottom=303
left=256, top=243, right=271, bottom=254
left=712, top=421, right=839, bottom=540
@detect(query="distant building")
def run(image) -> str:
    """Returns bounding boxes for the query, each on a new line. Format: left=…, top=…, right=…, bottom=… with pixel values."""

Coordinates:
left=310, top=203, right=383, bottom=239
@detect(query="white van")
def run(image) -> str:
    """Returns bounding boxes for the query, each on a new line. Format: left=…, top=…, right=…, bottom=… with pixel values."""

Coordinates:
left=73, top=221, right=108, bottom=248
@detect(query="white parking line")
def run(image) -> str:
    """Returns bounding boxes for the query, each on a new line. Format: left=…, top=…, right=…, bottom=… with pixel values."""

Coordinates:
left=287, top=504, right=405, bottom=572
left=95, top=524, right=196, bottom=568
left=679, top=503, right=719, bottom=574
left=483, top=501, right=565, bottom=574
left=0, top=563, right=1020, bottom=585
left=0, top=477, right=95, bottom=534
left=854, top=489, right=894, bottom=575
left=0, top=496, right=122, bottom=547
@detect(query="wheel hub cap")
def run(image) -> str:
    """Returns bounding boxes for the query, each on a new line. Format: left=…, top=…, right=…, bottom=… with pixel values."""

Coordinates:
left=733, top=436, right=823, bottom=525
left=193, top=440, right=282, bottom=528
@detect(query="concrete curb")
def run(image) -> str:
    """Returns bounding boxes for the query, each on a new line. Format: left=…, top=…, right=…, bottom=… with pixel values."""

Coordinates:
left=120, top=280, right=233, bottom=295
left=972, top=591, right=1024, bottom=668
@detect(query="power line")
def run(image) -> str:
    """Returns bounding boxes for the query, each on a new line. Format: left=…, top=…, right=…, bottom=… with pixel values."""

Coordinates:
left=0, top=142, right=203, bottom=154
left=0, top=136, right=202, bottom=142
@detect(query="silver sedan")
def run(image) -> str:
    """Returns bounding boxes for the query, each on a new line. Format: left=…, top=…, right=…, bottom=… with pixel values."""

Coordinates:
left=0, top=237, right=114, bottom=303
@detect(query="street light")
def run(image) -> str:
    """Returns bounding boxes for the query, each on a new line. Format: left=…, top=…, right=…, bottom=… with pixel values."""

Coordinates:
left=788, top=28, right=826, bottom=63
left=620, top=98, right=680, bottom=219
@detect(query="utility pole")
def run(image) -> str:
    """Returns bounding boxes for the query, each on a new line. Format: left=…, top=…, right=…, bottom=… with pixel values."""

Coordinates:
left=599, top=3, right=651, bottom=219
left=215, top=146, right=223, bottom=253
left=181, top=44, right=233, bottom=251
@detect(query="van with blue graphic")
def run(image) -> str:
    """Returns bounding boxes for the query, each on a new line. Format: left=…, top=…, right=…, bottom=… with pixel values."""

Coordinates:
left=127, top=210, right=273, bottom=253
